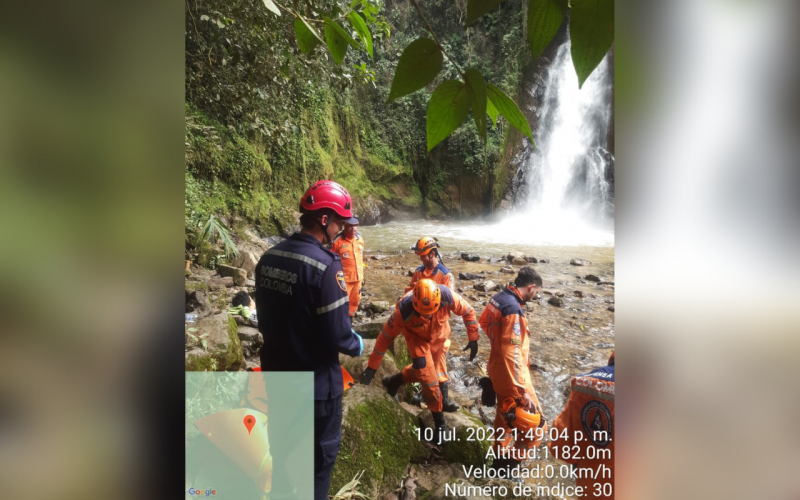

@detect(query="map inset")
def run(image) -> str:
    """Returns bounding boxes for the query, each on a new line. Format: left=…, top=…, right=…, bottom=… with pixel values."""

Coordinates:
left=185, top=372, right=313, bottom=499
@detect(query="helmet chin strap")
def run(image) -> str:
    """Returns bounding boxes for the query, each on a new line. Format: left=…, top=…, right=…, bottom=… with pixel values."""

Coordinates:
left=318, top=218, right=332, bottom=245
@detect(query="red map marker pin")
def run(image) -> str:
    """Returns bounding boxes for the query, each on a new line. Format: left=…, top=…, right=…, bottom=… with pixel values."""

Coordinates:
left=243, top=414, right=256, bottom=435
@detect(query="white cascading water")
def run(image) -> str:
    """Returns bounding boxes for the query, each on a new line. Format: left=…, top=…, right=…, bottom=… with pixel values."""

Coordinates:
left=506, top=40, right=615, bottom=247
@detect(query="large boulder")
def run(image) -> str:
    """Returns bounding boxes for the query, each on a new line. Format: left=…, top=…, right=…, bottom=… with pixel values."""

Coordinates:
left=230, top=250, right=259, bottom=279
left=461, top=253, right=481, bottom=262
left=216, top=264, right=247, bottom=286
left=369, top=301, right=392, bottom=314
left=185, top=313, right=244, bottom=371
left=330, top=385, right=430, bottom=499
left=237, top=325, right=263, bottom=345
left=418, top=409, right=491, bottom=467
left=353, top=320, right=385, bottom=339
left=584, top=274, right=601, bottom=282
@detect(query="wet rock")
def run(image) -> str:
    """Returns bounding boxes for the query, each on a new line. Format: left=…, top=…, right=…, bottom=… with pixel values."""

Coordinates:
left=460, top=253, right=481, bottom=262
left=547, top=297, right=564, bottom=307
left=473, top=280, right=499, bottom=292
left=525, top=256, right=539, bottom=263
left=573, top=290, right=585, bottom=298
left=186, top=289, right=211, bottom=314
left=369, top=301, right=392, bottom=314
left=237, top=326, right=263, bottom=345
left=217, top=264, right=247, bottom=286
left=538, top=258, right=550, bottom=263
left=500, top=266, right=515, bottom=274
left=585, top=274, right=601, bottom=282
left=554, top=290, right=565, bottom=297
left=458, top=272, right=483, bottom=280
left=185, top=313, right=244, bottom=371
left=570, top=258, right=591, bottom=266
left=607, top=306, right=615, bottom=312
left=506, top=251, right=528, bottom=266
left=594, top=342, right=614, bottom=349
left=210, top=276, right=235, bottom=288
left=598, top=280, right=615, bottom=285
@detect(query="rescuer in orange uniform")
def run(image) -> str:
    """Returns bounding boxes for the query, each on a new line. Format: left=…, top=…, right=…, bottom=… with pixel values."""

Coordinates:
left=548, top=352, right=615, bottom=499
left=330, top=219, right=364, bottom=319
left=405, top=237, right=454, bottom=292
left=479, top=267, right=546, bottom=467
left=361, top=279, right=480, bottom=441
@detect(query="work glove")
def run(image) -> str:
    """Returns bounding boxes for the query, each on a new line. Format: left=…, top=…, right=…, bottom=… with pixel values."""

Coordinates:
left=361, top=367, right=377, bottom=385
left=352, top=330, right=364, bottom=356
left=463, top=340, right=478, bottom=361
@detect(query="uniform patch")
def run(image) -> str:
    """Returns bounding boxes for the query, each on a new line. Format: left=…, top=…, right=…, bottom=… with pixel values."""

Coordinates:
left=510, top=339, right=521, bottom=345
left=342, top=252, right=349, bottom=258
left=580, top=400, right=613, bottom=447
left=336, top=271, right=347, bottom=291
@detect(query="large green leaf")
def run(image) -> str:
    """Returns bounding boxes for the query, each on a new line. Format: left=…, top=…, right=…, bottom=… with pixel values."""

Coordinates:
left=427, top=80, right=471, bottom=152
left=527, top=0, right=567, bottom=60
left=294, top=18, right=323, bottom=54
left=486, top=83, right=534, bottom=144
left=487, top=97, right=499, bottom=127
left=262, top=0, right=280, bottom=16
left=466, top=0, right=508, bottom=26
left=464, top=68, right=487, bottom=144
left=323, top=17, right=360, bottom=65
left=347, top=12, right=373, bottom=58
left=570, top=0, right=614, bottom=88
left=387, top=38, right=443, bottom=102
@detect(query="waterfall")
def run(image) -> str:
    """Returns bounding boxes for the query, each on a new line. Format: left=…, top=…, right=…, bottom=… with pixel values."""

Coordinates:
left=510, top=40, right=614, bottom=246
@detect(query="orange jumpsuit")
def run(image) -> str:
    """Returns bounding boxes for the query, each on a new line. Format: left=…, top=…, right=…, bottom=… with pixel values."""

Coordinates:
left=331, top=233, right=365, bottom=316
left=367, top=285, right=478, bottom=412
left=405, top=262, right=454, bottom=293
left=548, top=365, right=615, bottom=499
left=479, top=286, right=544, bottom=453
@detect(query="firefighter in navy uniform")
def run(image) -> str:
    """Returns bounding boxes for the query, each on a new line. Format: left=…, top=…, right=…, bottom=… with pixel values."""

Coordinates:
left=256, top=180, right=364, bottom=500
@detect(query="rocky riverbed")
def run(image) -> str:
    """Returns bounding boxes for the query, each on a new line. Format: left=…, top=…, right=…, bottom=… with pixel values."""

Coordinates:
left=185, top=230, right=614, bottom=499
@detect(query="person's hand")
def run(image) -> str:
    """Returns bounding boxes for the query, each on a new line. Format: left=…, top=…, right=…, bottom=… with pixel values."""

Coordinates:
left=361, top=367, right=377, bottom=385
left=352, top=330, right=364, bottom=356
left=463, top=340, right=478, bottom=361
left=521, top=392, right=538, bottom=414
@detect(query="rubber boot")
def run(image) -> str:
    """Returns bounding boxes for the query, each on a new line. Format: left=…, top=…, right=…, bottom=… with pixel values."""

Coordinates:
left=432, top=411, right=447, bottom=445
left=440, top=382, right=460, bottom=413
left=382, top=373, right=404, bottom=398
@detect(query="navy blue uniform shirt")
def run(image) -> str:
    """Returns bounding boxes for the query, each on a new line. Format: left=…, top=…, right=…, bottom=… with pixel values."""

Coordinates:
left=256, top=232, right=361, bottom=400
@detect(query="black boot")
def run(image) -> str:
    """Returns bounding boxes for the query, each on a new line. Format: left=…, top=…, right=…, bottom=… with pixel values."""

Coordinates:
left=432, top=411, right=447, bottom=445
left=440, top=382, right=460, bottom=412
left=382, top=373, right=404, bottom=398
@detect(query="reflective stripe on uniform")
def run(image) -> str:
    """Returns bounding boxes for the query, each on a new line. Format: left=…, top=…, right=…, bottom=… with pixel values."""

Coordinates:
left=266, top=248, right=328, bottom=271
left=425, top=381, right=438, bottom=387
left=379, top=330, right=393, bottom=341
left=316, top=296, right=348, bottom=314
left=464, top=320, right=477, bottom=326
left=374, top=349, right=385, bottom=356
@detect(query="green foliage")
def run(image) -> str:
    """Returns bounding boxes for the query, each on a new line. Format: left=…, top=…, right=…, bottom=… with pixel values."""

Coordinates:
left=464, top=68, right=488, bottom=144
left=466, top=0, right=508, bottom=26
left=487, top=83, right=534, bottom=143
left=191, top=214, right=239, bottom=260
left=570, top=0, right=615, bottom=88
left=294, top=18, right=323, bottom=54
left=387, top=38, right=443, bottom=102
left=426, top=80, right=470, bottom=152
left=324, top=16, right=361, bottom=64
left=527, top=0, right=567, bottom=60
left=348, top=12, right=373, bottom=58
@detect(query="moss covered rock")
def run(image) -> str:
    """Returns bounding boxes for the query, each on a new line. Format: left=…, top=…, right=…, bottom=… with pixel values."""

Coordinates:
left=419, top=408, right=491, bottom=468
left=185, top=313, right=244, bottom=371
left=330, top=385, right=429, bottom=499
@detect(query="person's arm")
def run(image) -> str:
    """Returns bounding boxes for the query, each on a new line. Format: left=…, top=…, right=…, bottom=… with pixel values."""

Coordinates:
left=404, top=271, right=419, bottom=294
left=450, top=291, right=479, bottom=341
left=317, top=260, right=360, bottom=357
left=367, top=308, right=404, bottom=370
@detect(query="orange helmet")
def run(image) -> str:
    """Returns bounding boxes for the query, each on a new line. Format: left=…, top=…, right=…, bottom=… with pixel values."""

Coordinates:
left=501, top=398, right=546, bottom=436
left=412, top=279, right=441, bottom=315
left=411, top=236, right=440, bottom=256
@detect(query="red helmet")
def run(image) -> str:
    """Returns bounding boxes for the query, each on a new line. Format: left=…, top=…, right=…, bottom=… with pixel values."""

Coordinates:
left=299, top=180, right=357, bottom=222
